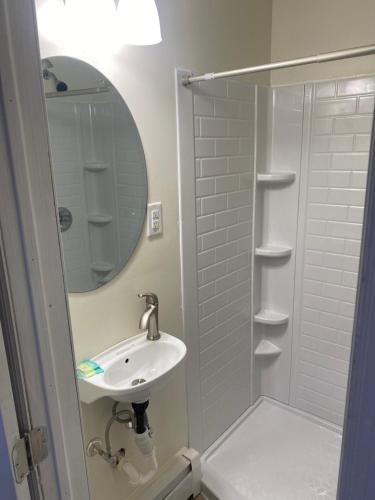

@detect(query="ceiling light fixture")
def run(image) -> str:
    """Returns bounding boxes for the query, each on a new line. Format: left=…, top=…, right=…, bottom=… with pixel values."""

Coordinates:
left=37, top=0, right=162, bottom=51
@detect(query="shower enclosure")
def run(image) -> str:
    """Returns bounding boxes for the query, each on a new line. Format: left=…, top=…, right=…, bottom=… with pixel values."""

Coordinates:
left=46, top=87, right=147, bottom=292
left=177, top=71, right=374, bottom=499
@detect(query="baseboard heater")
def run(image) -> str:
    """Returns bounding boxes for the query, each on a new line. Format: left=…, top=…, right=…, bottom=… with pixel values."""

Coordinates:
left=130, top=447, right=201, bottom=500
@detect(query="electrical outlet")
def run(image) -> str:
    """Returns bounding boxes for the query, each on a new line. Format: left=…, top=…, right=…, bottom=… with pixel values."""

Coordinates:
left=147, top=202, right=163, bottom=237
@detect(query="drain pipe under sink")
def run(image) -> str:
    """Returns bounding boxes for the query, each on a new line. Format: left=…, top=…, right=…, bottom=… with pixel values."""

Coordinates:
left=118, top=401, right=158, bottom=485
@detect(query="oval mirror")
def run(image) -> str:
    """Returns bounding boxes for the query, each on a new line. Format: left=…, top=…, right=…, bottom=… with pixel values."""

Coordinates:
left=43, top=56, right=148, bottom=293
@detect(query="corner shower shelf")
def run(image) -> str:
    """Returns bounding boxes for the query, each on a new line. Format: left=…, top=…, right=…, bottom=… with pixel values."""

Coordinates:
left=88, top=214, right=113, bottom=225
left=91, top=262, right=115, bottom=273
left=96, top=276, right=112, bottom=285
left=257, top=172, right=295, bottom=185
left=84, top=161, right=110, bottom=172
left=255, top=245, right=292, bottom=258
left=254, top=340, right=282, bottom=357
left=254, top=309, right=289, bottom=326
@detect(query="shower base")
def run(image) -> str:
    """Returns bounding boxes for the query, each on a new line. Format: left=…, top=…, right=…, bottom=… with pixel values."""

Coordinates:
left=201, top=397, right=342, bottom=500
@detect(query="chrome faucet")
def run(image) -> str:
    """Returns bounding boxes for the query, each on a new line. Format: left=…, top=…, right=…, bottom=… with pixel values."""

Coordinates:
left=138, top=292, right=160, bottom=341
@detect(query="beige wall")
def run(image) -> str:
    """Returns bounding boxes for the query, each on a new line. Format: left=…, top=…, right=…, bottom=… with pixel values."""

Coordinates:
left=35, top=1, right=272, bottom=498
left=271, top=0, right=375, bottom=85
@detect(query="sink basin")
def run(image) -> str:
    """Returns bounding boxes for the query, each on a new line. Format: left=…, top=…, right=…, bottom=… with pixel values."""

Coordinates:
left=78, top=332, right=186, bottom=404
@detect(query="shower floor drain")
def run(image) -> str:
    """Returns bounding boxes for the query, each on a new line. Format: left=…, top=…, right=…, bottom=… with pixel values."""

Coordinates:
left=131, top=378, right=146, bottom=386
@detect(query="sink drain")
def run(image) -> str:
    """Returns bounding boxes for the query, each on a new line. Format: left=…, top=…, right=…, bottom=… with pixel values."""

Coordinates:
left=131, top=378, right=146, bottom=386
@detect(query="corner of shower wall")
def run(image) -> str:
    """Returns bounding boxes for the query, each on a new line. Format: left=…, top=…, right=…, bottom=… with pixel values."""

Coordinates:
left=252, top=84, right=305, bottom=403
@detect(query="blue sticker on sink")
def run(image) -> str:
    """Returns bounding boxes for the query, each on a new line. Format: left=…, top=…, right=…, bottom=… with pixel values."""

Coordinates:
left=77, top=359, right=104, bottom=379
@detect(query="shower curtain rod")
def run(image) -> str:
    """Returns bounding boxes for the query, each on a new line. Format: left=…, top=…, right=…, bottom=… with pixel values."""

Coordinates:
left=45, top=86, right=113, bottom=98
left=183, top=44, right=375, bottom=85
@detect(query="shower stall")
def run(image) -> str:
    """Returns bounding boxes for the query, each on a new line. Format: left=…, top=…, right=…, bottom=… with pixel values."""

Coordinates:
left=177, top=70, right=374, bottom=499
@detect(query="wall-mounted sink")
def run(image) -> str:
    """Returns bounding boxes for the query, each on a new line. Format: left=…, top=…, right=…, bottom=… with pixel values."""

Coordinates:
left=78, top=332, right=186, bottom=404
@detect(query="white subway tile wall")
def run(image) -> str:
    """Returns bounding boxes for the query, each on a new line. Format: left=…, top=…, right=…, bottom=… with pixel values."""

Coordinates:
left=114, top=95, right=148, bottom=265
left=47, top=92, right=147, bottom=291
left=47, top=99, right=93, bottom=291
left=294, top=77, right=374, bottom=425
left=193, top=80, right=255, bottom=448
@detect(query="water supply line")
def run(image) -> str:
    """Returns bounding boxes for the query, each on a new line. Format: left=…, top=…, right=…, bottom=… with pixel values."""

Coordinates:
left=87, top=402, right=133, bottom=468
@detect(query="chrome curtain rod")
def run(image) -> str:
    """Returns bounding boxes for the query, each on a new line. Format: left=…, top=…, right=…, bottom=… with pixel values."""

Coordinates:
left=45, top=86, right=113, bottom=98
left=184, top=44, right=375, bottom=85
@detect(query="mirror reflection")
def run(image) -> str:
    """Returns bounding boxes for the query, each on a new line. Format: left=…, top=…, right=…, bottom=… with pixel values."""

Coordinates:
left=43, top=56, right=148, bottom=292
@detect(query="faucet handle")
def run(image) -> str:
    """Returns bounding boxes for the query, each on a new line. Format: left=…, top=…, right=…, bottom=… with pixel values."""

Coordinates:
left=138, top=292, right=159, bottom=306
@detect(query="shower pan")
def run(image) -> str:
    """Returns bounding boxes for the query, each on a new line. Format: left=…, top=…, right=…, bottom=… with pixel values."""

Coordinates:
left=177, top=68, right=374, bottom=499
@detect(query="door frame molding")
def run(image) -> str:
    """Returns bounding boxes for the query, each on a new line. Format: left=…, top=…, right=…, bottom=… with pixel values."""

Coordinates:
left=0, top=0, right=90, bottom=498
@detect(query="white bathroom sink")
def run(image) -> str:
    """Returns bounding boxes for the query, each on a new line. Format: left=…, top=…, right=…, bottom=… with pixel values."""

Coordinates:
left=78, top=332, right=186, bottom=404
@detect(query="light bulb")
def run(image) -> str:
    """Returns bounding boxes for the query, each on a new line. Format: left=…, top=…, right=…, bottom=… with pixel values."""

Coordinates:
left=117, top=0, right=162, bottom=46
left=37, top=0, right=67, bottom=46
left=64, top=0, right=122, bottom=53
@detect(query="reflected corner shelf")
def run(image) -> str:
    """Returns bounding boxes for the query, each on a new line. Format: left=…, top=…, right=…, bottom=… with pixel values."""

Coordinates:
left=254, top=309, right=289, bottom=326
left=84, top=161, right=110, bottom=172
left=257, top=172, right=296, bottom=185
left=88, top=214, right=113, bottom=225
left=91, top=262, right=115, bottom=273
left=96, top=276, right=112, bottom=285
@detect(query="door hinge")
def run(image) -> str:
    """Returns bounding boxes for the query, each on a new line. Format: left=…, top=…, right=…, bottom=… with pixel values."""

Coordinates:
left=12, top=427, right=48, bottom=483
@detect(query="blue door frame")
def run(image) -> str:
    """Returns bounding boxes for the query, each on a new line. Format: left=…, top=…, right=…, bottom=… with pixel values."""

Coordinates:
left=338, top=115, right=375, bottom=499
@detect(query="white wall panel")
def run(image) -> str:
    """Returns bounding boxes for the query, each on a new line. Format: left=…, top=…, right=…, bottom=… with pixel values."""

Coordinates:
left=193, top=79, right=255, bottom=449
left=291, top=76, right=374, bottom=425
left=253, top=85, right=305, bottom=403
